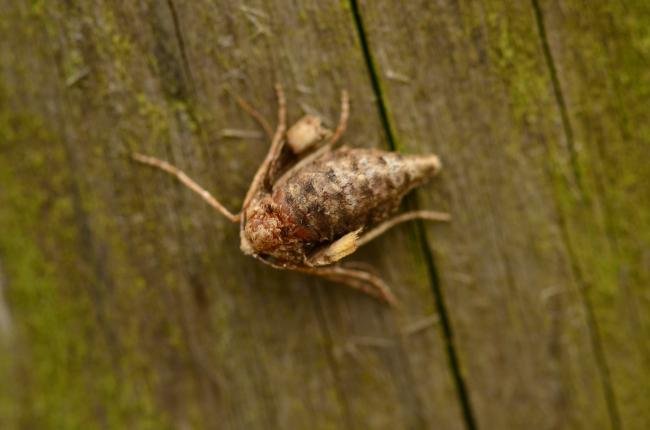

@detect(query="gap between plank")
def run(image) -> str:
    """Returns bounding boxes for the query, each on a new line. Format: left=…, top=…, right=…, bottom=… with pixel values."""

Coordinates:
left=164, top=1, right=364, bottom=424
left=530, top=1, right=621, bottom=428
left=166, top=0, right=197, bottom=97
left=162, top=1, right=283, bottom=425
left=530, top=0, right=583, bottom=193
left=348, top=1, right=478, bottom=429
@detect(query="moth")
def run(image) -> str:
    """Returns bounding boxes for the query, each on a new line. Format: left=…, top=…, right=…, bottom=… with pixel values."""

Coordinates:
left=133, top=85, right=448, bottom=305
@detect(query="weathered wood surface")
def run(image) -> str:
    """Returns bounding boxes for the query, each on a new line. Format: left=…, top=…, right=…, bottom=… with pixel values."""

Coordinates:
left=0, top=1, right=647, bottom=429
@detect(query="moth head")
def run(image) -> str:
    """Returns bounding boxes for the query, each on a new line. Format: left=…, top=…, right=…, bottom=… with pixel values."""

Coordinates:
left=243, top=197, right=284, bottom=254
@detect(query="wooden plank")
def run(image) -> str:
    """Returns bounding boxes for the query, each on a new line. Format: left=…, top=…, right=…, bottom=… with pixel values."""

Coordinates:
left=168, top=1, right=466, bottom=428
left=537, top=1, right=650, bottom=427
left=0, top=4, right=151, bottom=428
left=0, top=0, right=465, bottom=428
left=356, top=0, right=618, bottom=428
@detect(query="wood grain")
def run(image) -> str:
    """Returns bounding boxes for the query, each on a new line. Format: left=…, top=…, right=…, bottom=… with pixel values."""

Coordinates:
left=0, top=1, right=462, bottom=428
left=0, top=0, right=647, bottom=429
left=356, top=0, right=623, bottom=428
left=538, top=1, right=650, bottom=427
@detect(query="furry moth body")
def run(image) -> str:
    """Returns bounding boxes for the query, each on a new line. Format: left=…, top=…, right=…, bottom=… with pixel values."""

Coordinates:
left=244, top=148, right=441, bottom=264
left=133, top=85, right=448, bottom=305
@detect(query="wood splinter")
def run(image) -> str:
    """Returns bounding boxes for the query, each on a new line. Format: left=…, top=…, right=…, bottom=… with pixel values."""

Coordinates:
left=133, top=84, right=449, bottom=306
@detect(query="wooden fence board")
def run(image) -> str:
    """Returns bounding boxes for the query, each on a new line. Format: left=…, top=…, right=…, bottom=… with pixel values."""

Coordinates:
left=0, top=1, right=464, bottom=428
left=538, top=1, right=650, bottom=428
left=1, top=0, right=648, bottom=429
left=356, top=0, right=627, bottom=428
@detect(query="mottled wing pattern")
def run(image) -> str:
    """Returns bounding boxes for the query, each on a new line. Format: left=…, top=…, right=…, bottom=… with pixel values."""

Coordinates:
left=274, top=147, right=439, bottom=242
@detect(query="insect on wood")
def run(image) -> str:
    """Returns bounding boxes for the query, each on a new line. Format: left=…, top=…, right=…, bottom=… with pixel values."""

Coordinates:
left=133, top=85, right=449, bottom=305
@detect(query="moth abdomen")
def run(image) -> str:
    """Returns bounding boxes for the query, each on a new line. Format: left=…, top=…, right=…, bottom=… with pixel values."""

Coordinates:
left=275, top=147, right=441, bottom=243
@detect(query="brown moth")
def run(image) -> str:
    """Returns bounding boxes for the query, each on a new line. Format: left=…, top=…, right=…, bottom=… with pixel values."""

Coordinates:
left=133, top=85, right=448, bottom=305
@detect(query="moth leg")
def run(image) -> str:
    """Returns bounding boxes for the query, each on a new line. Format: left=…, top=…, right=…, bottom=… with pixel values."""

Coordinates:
left=285, top=89, right=348, bottom=153
left=229, top=90, right=274, bottom=139
left=242, top=84, right=287, bottom=210
left=327, top=89, right=349, bottom=147
left=295, top=265, right=398, bottom=307
left=272, top=90, right=349, bottom=189
left=286, top=116, right=332, bottom=154
left=132, top=153, right=240, bottom=223
left=357, top=210, right=451, bottom=248
left=307, top=228, right=362, bottom=266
